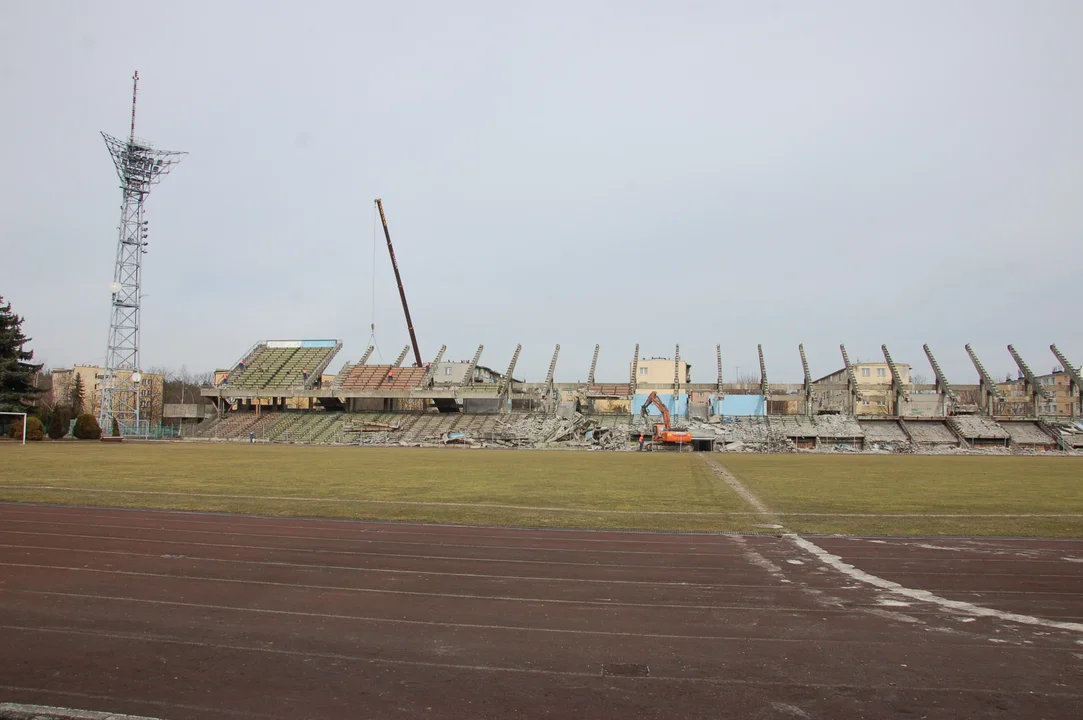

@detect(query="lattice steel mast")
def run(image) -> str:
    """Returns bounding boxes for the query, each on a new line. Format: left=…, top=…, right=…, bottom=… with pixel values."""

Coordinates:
left=100, top=71, right=186, bottom=434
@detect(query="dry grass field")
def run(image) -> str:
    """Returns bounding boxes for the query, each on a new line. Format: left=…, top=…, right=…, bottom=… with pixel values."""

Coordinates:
left=0, top=442, right=1079, bottom=535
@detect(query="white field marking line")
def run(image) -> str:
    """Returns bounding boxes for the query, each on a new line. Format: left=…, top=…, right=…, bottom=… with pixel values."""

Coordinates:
left=0, top=533, right=748, bottom=573
left=0, top=486, right=732, bottom=516
left=6, top=588, right=953, bottom=646
left=0, top=691, right=285, bottom=720
left=708, top=458, right=1083, bottom=635
left=3, top=625, right=1080, bottom=697
left=0, top=704, right=165, bottom=720
left=11, top=486, right=1078, bottom=519
left=0, top=518, right=747, bottom=555
left=788, top=536, right=1083, bottom=633
left=700, top=458, right=772, bottom=515
left=0, top=562, right=870, bottom=615
left=730, top=535, right=792, bottom=584
left=0, top=553, right=768, bottom=590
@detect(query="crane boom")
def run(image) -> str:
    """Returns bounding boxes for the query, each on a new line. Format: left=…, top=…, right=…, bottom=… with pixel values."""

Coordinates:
left=375, top=198, right=422, bottom=367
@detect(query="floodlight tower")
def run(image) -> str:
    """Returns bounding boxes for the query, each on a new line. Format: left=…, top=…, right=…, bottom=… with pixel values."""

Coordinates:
left=99, top=71, right=186, bottom=435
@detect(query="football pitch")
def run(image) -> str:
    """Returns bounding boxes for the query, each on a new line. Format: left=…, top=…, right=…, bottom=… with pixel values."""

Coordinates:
left=0, top=443, right=1079, bottom=536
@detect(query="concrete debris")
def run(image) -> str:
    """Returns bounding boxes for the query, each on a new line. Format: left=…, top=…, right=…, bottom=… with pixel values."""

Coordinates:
left=190, top=408, right=1080, bottom=455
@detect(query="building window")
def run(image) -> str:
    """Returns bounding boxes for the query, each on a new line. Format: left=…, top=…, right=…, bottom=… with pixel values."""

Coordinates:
left=862, top=400, right=871, bottom=406
left=639, top=367, right=648, bottom=375
left=861, top=368, right=870, bottom=377
left=877, top=368, right=886, bottom=377
left=877, top=401, right=887, bottom=406
left=444, top=367, right=452, bottom=375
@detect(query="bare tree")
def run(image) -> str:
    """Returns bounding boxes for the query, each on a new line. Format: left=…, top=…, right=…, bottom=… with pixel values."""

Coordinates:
left=910, top=372, right=930, bottom=386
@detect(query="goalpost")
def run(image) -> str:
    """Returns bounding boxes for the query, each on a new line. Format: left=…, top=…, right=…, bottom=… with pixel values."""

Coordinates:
left=0, top=412, right=28, bottom=445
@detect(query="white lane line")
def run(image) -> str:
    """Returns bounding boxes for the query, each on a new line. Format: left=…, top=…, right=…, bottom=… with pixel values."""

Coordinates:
left=706, top=458, right=1083, bottom=635
left=4, top=588, right=969, bottom=645
left=5, top=502, right=1080, bottom=518
left=2, top=625, right=1080, bottom=696
left=0, top=517, right=750, bottom=554
left=0, top=532, right=748, bottom=572
left=0, top=486, right=733, bottom=516
left=0, top=556, right=780, bottom=591
left=0, top=562, right=837, bottom=612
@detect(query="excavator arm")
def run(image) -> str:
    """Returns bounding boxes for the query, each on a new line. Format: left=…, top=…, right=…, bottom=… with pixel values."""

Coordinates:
left=639, top=391, right=691, bottom=447
left=640, top=391, right=672, bottom=428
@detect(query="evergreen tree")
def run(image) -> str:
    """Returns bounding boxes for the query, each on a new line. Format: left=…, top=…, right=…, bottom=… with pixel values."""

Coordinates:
left=69, top=373, right=85, bottom=415
left=47, top=407, right=70, bottom=439
left=0, top=296, right=42, bottom=412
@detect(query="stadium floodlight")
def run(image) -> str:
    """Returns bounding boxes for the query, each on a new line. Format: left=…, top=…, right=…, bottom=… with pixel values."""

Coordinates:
left=99, top=71, right=186, bottom=436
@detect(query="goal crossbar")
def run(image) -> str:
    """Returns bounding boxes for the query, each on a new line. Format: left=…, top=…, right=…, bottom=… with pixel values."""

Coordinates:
left=0, top=412, right=28, bottom=445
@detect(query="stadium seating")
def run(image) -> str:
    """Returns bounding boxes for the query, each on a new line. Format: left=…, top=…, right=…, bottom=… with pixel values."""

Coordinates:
left=338, top=364, right=428, bottom=391
left=223, top=341, right=342, bottom=391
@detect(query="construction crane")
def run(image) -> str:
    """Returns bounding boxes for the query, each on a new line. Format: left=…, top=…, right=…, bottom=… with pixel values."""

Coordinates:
left=375, top=198, right=459, bottom=412
left=375, top=198, right=422, bottom=368
left=639, top=391, right=692, bottom=450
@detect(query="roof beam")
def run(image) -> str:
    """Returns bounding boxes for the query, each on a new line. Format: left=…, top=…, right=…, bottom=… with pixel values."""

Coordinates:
left=630, top=344, right=640, bottom=395
left=587, top=344, right=599, bottom=386
left=799, top=344, right=813, bottom=414
left=499, top=344, right=522, bottom=396
left=965, top=343, right=1004, bottom=414
left=359, top=346, right=374, bottom=365
left=461, top=345, right=484, bottom=387
left=716, top=344, right=723, bottom=393
left=1050, top=345, right=1083, bottom=416
left=1008, top=344, right=1055, bottom=411
left=673, top=344, right=681, bottom=397
left=422, top=344, right=446, bottom=386
left=881, top=344, right=911, bottom=413
left=393, top=346, right=410, bottom=368
left=758, top=344, right=769, bottom=397
left=544, top=344, right=560, bottom=399
left=922, top=344, right=956, bottom=402
left=840, top=344, right=863, bottom=405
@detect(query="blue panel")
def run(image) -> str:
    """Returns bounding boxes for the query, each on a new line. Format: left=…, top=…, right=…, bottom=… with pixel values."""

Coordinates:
left=633, top=393, right=689, bottom=417
left=716, top=395, right=766, bottom=417
left=301, top=340, right=339, bottom=348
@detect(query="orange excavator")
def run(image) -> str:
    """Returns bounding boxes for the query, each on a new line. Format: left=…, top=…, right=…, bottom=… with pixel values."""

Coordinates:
left=640, top=391, right=692, bottom=450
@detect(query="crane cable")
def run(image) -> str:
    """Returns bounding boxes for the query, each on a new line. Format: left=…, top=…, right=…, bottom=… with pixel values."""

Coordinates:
left=368, top=202, right=383, bottom=363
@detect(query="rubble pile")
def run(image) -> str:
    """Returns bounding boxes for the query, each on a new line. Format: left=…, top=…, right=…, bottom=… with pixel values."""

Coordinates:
left=812, top=414, right=864, bottom=438
left=223, top=408, right=1079, bottom=455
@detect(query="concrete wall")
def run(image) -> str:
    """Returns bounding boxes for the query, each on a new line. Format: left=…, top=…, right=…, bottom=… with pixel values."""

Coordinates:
left=635, top=392, right=689, bottom=417
left=903, top=394, right=944, bottom=417
left=715, top=395, right=766, bottom=416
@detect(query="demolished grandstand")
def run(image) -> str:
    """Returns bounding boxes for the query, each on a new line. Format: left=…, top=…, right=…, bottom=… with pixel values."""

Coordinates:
left=191, top=339, right=1083, bottom=454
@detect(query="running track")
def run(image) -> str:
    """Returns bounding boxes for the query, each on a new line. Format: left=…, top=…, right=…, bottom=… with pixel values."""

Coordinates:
left=0, top=504, right=1080, bottom=719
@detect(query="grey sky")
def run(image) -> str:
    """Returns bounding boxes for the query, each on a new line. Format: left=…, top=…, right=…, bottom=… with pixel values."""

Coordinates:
left=1, top=0, right=1080, bottom=384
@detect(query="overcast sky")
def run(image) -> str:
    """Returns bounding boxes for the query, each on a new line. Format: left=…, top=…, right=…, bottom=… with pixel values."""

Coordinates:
left=1, top=0, right=1080, bottom=384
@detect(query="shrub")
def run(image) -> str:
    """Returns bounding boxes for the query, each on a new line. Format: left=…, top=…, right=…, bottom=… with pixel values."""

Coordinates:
left=47, top=408, right=71, bottom=439
left=111, top=417, right=120, bottom=437
left=10, top=416, right=44, bottom=441
left=73, top=413, right=102, bottom=440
